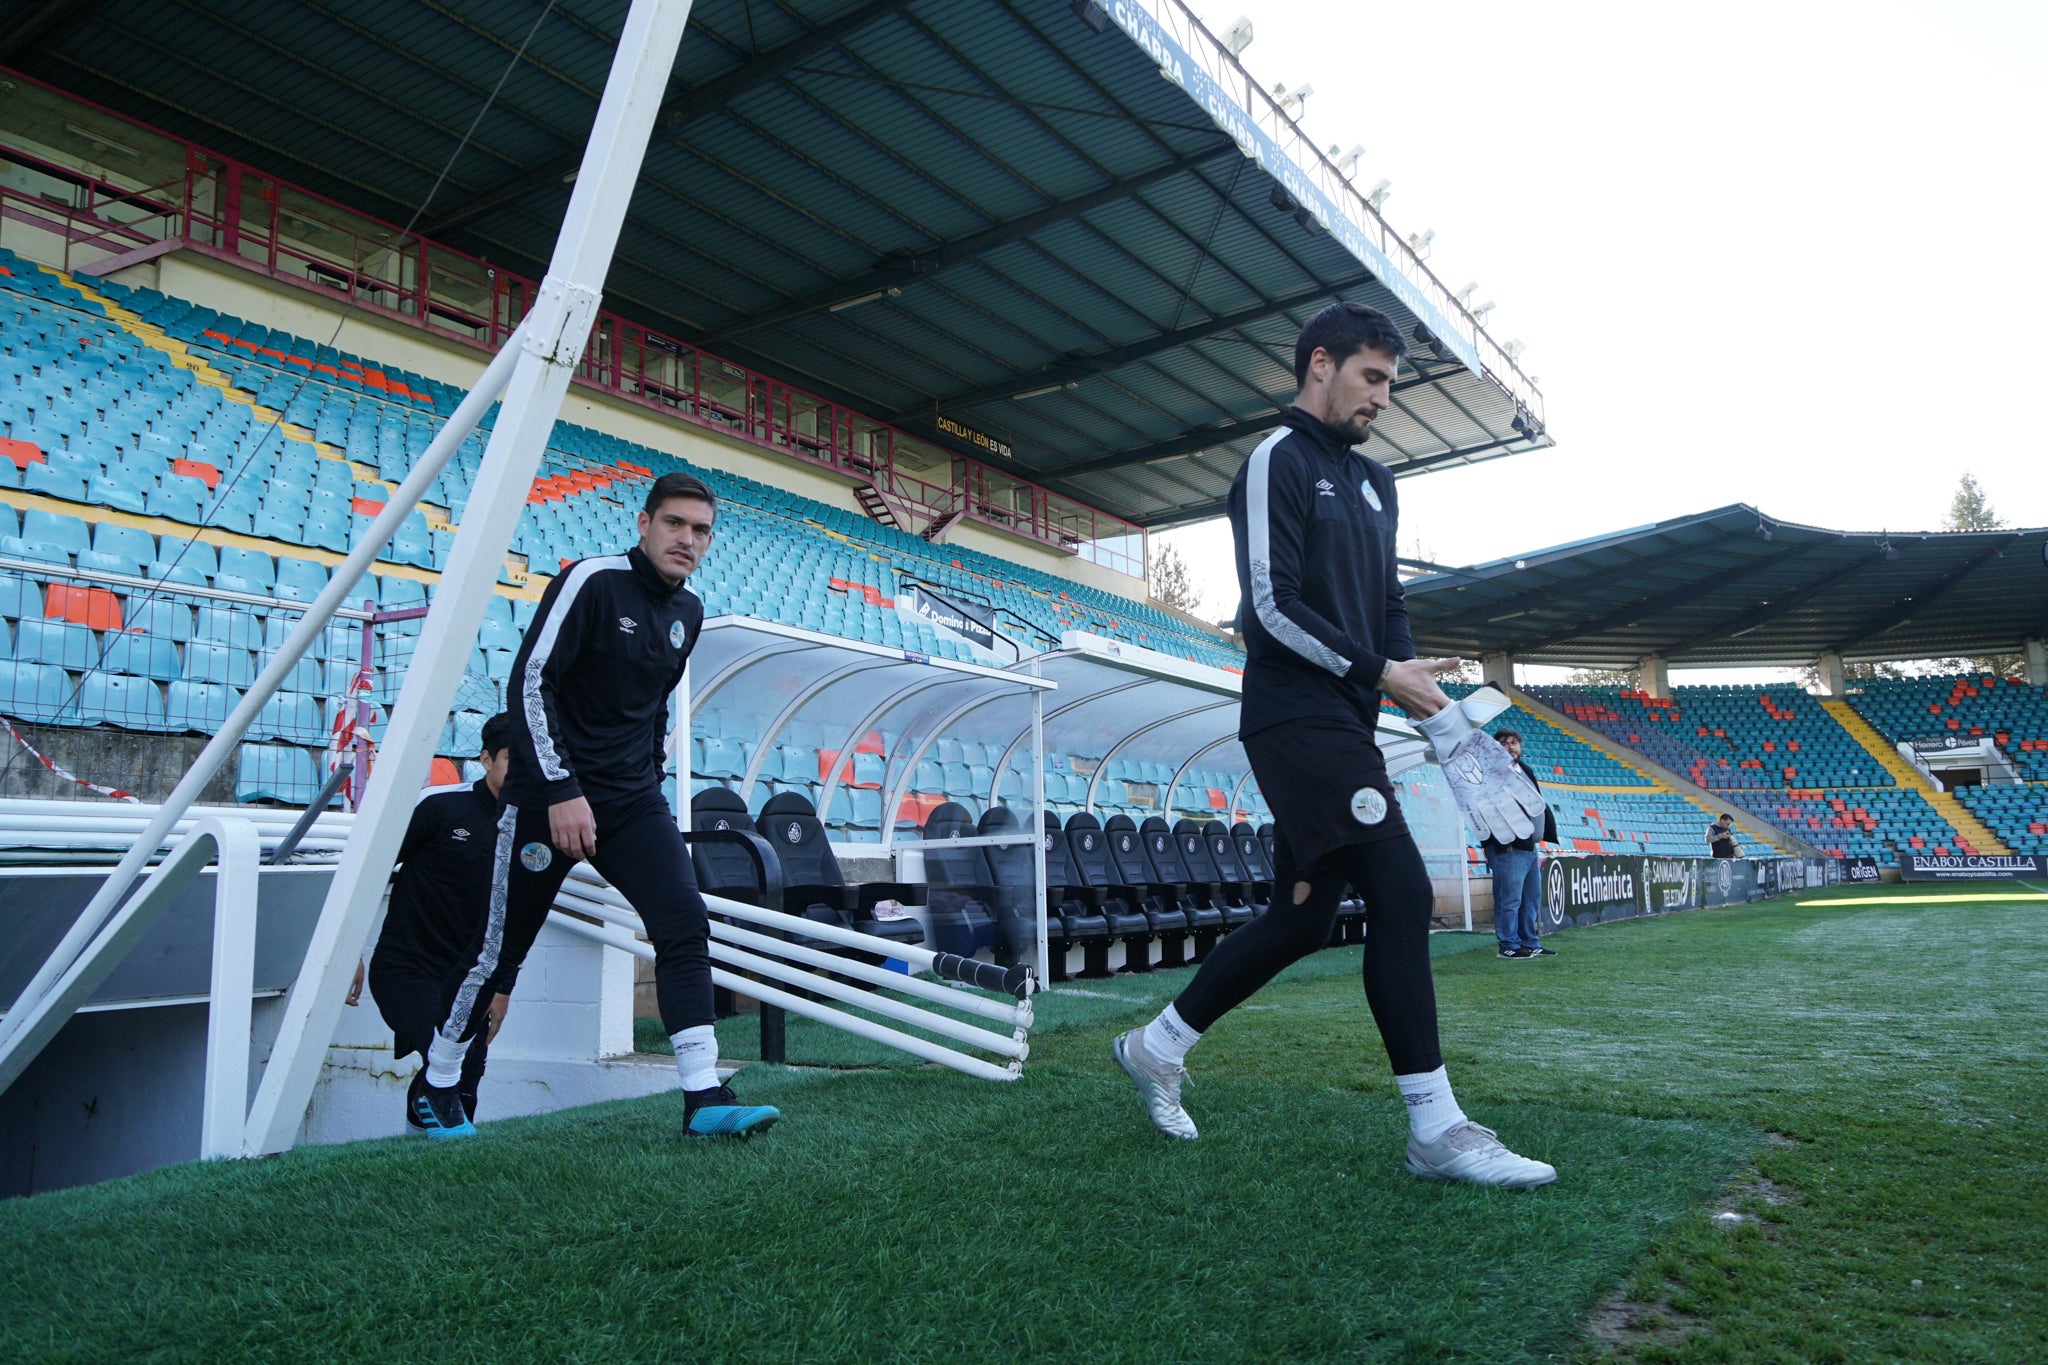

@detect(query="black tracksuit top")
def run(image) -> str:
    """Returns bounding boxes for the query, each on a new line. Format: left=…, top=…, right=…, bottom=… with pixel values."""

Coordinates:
left=373, top=777, right=501, bottom=978
left=1229, top=406, right=1415, bottom=740
left=504, top=544, right=702, bottom=808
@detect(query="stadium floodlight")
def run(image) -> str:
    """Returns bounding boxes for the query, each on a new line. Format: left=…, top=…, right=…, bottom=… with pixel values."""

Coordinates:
left=1503, top=339, right=1525, bottom=360
left=1225, top=16, right=1254, bottom=56
left=1071, top=0, right=1111, bottom=35
left=1456, top=281, right=1479, bottom=307
left=1472, top=300, right=1496, bottom=323
left=1878, top=536, right=1902, bottom=560
left=1015, top=381, right=1068, bottom=399
left=1406, top=227, right=1435, bottom=257
left=1364, top=178, right=1392, bottom=210
left=1334, top=144, right=1365, bottom=178
left=1754, top=516, right=1774, bottom=541
left=1272, top=82, right=1313, bottom=118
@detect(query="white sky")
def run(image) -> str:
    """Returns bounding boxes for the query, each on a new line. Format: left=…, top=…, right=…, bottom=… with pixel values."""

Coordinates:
left=1155, top=0, right=2047, bottom=681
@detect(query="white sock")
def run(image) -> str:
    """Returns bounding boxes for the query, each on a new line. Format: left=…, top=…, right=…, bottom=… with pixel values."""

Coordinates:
left=671, top=1024, right=719, bottom=1093
left=1141, top=1004, right=1201, bottom=1067
left=425, top=1032, right=470, bottom=1089
left=1396, top=1066, right=1468, bottom=1144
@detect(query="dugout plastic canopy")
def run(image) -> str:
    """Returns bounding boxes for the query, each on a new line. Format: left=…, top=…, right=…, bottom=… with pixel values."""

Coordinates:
left=685, top=619, right=1444, bottom=850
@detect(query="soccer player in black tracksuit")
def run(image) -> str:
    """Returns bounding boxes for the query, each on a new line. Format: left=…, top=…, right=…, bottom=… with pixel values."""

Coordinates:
left=411, top=471, right=779, bottom=1140
left=366, top=712, right=516, bottom=1130
left=1112, top=302, right=1555, bottom=1187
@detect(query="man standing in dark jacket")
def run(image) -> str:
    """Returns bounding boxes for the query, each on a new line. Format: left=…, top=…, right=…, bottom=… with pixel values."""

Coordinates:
left=410, top=472, right=778, bottom=1141
left=1483, top=729, right=1558, bottom=959
left=1111, top=302, right=1553, bottom=1188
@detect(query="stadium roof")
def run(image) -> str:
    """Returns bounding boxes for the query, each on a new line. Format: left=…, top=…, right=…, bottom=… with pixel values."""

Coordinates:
left=1, top=0, right=1548, bottom=528
left=1402, top=504, right=2048, bottom=668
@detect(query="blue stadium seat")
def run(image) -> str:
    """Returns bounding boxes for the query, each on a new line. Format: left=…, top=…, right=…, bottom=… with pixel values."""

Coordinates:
left=252, top=650, right=322, bottom=694
left=195, top=605, right=264, bottom=651
left=0, top=536, right=73, bottom=566
left=154, top=536, right=218, bottom=578
left=274, top=557, right=328, bottom=602
left=86, top=475, right=148, bottom=514
left=21, top=465, right=86, bottom=501
left=0, top=573, right=45, bottom=621
left=164, top=680, right=237, bottom=732
left=0, top=660, right=75, bottom=724
left=18, top=618, right=93, bottom=670
left=217, top=546, right=275, bottom=587
left=92, top=523, right=156, bottom=564
left=145, top=477, right=208, bottom=523
left=235, top=744, right=321, bottom=805
left=78, top=672, right=169, bottom=731
left=98, top=630, right=180, bottom=680
left=184, top=642, right=255, bottom=688
left=248, top=691, right=321, bottom=743
left=21, top=509, right=89, bottom=556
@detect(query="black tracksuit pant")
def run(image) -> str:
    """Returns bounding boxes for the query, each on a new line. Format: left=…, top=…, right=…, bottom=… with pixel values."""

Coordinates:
left=1172, top=826, right=1443, bottom=1076
left=435, top=789, right=712, bottom=1046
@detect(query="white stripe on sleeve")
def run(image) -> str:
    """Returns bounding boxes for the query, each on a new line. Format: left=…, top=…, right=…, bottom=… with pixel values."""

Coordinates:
left=520, top=554, right=628, bottom=781
left=1244, top=430, right=1351, bottom=676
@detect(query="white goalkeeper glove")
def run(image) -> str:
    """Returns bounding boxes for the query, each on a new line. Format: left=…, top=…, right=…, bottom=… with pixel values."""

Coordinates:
left=1413, top=688, right=1546, bottom=845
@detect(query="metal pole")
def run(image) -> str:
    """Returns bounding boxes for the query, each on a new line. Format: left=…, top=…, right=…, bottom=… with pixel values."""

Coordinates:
left=269, top=764, right=352, bottom=865
left=244, top=0, right=700, bottom=1156
left=1031, top=681, right=1048, bottom=980
left=1461, top=814, right=1474, bottom=933
left=201, top=822, right=261, bottom=1159
left=0, top=335, right=521, bottom=1079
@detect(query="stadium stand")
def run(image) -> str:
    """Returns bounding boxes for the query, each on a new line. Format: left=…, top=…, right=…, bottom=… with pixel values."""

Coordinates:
left=1847, top=674, right=2048, bottom=783
left=1391, top=687, right=1773, bottom=860
left=1515, top=681, right=2048, bottom=859
left=1956, top=784, right=2048, bottom=857
left=0, top=249, right=1253, bottom=832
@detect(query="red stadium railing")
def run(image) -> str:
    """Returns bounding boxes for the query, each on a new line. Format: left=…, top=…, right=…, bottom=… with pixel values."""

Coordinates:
left=0, top=69, right=1145, bottom=577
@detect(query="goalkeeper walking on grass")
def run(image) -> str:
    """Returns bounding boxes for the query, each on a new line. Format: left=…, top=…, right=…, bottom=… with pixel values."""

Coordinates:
left=1113, top=302, right=1556, bottom=1188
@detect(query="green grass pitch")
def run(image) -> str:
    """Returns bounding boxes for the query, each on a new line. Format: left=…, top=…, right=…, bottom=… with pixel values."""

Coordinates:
left=2, top=882, right=2043, bottom=1363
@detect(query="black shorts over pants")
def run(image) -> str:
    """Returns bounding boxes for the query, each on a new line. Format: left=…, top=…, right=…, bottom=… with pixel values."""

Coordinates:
left=433, top=788, right=712, bottom=1047
left=1173, top=718, right=1443, bottom=1074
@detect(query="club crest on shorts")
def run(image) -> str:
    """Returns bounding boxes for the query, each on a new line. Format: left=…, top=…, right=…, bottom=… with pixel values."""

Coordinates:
left=519, top=841, right=553, bottom=872
left=670, top=620, right=686, bottom=648
left=1349, top=787, right=1388, bottom=825
left=1360, top=479, right=1382, bottom=511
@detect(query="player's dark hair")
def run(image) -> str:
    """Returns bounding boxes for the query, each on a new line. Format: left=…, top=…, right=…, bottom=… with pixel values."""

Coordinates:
left=644, top=471, right=717, bottom=517
left=479, top=712, right=514, bottom=758
left=1494, top=729, right=1521, bottom=743
left=1293, top=301, right=1409, bottom=385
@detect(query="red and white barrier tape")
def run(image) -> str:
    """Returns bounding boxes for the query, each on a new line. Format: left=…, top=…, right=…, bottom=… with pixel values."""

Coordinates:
left=0, top=715, right=138, bottom=802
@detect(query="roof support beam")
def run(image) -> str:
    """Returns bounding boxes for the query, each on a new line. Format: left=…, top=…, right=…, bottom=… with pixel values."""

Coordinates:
left=1826, top=537, right=2024, bottom=656
left=699, top=141, right=1237, bottom=343
left=422, top=0, right=914, bottom=235
left=1051, top=366, right=1471, bottom=483
left=1655, top=556, right=1883, bottom=657
left=881, top=275, right=1374, bottom=422
left=1502, top=543, right=1824, bottom=651
left=1121, top=432, right=1525, bottom=529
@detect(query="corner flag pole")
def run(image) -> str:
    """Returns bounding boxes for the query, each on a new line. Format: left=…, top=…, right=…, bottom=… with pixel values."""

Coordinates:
left=242, top=0, right=699, bottom=1156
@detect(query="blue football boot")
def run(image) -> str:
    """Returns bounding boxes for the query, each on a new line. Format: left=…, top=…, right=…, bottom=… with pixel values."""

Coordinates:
left=683, top=1084, right=780, bottom=1139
